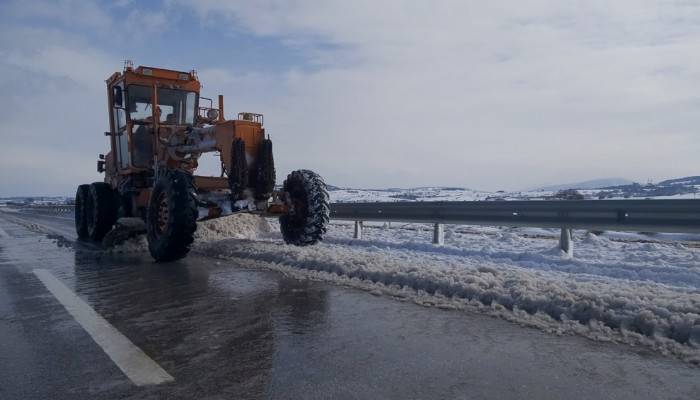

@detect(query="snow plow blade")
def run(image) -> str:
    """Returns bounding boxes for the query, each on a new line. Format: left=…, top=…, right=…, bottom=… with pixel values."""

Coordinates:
left=101, top=218, right=147, bottom=248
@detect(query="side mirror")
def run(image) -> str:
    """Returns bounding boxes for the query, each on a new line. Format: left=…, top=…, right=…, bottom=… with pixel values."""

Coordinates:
left=112, top=86, right=123, bottom=107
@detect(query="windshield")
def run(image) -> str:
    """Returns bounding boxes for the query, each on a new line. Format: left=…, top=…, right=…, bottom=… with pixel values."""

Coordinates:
left=127, top=85, right=197, bottom=125
left=157, top=88, right=196, bottom=125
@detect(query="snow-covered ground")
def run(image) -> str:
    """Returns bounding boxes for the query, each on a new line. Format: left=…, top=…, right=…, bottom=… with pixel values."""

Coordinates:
left=328, top=186, right=699, bottom=202
left=329, top=187, right=549, bottom=202
left=117, top=213, right=700, bottom=365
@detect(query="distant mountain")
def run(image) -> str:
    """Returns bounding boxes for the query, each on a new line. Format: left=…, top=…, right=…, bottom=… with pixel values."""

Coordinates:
left=535, top=178, right=634, bottom=192
left=596, top=176, right=700, bottom=199
left=657, top=176, right=700, bottom=187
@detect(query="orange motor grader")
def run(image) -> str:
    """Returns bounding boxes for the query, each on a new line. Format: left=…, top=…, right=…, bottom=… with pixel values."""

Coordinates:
left=75, top=63, right=329, bottom=261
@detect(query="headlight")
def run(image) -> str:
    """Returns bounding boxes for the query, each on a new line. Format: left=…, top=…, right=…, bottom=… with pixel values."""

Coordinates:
left=207, top=109, right=219, bottom=120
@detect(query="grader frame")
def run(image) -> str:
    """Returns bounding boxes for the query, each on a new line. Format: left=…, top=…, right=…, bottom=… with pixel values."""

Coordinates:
left=76, top=62, right=329, bottom=261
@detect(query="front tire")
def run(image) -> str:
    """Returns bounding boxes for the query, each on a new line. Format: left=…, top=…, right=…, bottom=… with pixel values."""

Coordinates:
left=87, top=182, right=118, bottom=241
left=147, top=170, right=198, bottom=262
left=280, top=170, right=330, bottom=246
left=75, top=184, right=90, bottom=240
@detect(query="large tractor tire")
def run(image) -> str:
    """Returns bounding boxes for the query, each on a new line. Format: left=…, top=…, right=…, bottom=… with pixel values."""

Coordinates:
left=87, top=182, right=118, bottom=241
left=280, top=169, right=330, bottom=246
left=254, top=138, right=275, bottom=201
left=74, top=184, right=90, bottom=240
left=228, top=138, right=248, bottom=197
left=146, top=170, right=198, bottom=262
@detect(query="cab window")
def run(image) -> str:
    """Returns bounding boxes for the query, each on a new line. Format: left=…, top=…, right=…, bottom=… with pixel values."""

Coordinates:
left=157, top=88, right=196, bottom=125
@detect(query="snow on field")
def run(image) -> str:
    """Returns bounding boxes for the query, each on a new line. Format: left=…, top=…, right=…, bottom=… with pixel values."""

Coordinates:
left=327, top=186, right=614, bottom=202
left=189, top=215, right=700, bottom=364
left=327, top=187, right=553, bottom=202
left=329, top=188, right=492, bottom=202
left=328, top=183, right=700, bottom=202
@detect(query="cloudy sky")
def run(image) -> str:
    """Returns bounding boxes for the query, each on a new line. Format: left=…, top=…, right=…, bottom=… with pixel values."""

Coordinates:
left=1, top=0, right=699, bottom=196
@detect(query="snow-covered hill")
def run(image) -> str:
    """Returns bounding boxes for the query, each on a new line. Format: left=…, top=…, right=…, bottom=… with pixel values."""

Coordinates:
left=535, top=178, right=634, bottom=192
left=597, top=176, right=700, bottom=199
left=329, top=176, right=700, bottom=203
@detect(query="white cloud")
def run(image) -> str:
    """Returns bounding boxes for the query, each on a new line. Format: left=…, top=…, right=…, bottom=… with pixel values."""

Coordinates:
left=175, top=1, right=700, bottom=189
left=2, top=1, right=700, bottom=195
left=125, top=9, right=169, bottom=35
left=0, top=23, right=117, bottom=196
left=2, top=0, right=113, bottom=29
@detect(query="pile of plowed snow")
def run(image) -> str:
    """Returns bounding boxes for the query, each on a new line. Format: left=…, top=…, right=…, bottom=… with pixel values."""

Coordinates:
left=195, top=214, right=272, bottom=241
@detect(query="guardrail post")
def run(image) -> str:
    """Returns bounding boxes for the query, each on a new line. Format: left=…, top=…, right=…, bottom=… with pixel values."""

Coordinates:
left=560, top=228, right=573, bottom=257
left=433, top=223, right=444, bottom=245
left=354, top=221, right=363, bottom=239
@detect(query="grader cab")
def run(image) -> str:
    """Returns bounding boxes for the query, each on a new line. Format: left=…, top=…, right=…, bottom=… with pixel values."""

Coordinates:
left=76, top=62, right=329, bottom=261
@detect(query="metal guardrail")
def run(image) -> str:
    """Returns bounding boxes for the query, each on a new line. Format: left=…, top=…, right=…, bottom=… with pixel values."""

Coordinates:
left=2, top=204, right=76, bottom=215
left=330, top=200, right=700, bottom=233
left=10, top=200, right=700, bottom=257
left=330, top=200, right=700, bottom=256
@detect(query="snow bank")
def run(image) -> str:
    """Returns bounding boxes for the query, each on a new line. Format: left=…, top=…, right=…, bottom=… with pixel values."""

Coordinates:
left=198, top=221, right=700, bottom=364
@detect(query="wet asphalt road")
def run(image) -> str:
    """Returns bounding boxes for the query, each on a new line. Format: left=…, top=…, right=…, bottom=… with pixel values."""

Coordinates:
left=0, top=209, right=699, bottom=399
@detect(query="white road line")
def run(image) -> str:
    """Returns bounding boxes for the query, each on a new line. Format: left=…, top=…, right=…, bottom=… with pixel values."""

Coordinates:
left=0, top=226, right=9, bottom=238
left=32, top=269, right=174, bottom=386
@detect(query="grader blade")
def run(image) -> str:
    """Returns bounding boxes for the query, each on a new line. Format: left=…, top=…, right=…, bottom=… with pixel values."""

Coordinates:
left=101, top=218, right=147, bottom=248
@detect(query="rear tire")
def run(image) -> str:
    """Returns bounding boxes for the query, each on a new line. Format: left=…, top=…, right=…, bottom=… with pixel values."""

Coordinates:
left=254, top=138, right=275, bottom=200
left=87, top=182, right=118, bottom=241
left=280, top=170, right=329, bottom=246
left=228, top=138, right=248, bottom=197
left=75, top=184, right=90, bottom=240
left=146, top=170, right=198, bottom=262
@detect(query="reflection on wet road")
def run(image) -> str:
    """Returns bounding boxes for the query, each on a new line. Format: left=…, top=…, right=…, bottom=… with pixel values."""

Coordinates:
left=1, top=210, right=699, bottom=399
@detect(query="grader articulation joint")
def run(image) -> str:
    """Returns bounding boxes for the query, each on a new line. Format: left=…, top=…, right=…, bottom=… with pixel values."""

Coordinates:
left=75, top=63, right=329, bottom=261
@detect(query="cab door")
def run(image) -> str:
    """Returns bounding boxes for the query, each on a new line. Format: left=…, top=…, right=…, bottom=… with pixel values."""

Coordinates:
left=111, top=83, right=131, bottom=169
